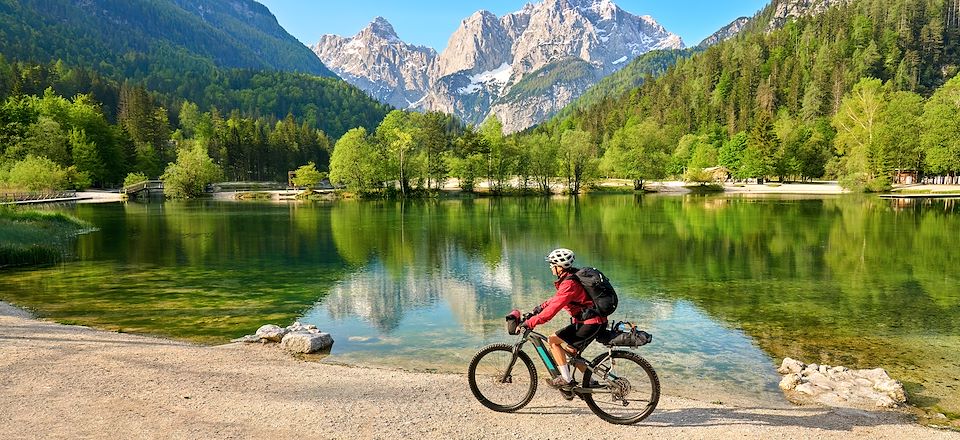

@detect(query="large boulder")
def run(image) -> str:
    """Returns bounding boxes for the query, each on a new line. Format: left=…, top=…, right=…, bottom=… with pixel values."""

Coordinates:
left=280, top=331, right=334, bottom=354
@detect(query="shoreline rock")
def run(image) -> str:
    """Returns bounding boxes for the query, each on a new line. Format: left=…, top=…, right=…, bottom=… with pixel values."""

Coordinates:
left=232, top=321, right=334, bottom=354
left=281, top=331, right=334, bottom=354
left=777, top=357, right=907, bottom=409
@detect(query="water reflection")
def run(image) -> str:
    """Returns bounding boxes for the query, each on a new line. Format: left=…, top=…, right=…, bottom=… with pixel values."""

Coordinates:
left=0, top=195, right=958, bottom=411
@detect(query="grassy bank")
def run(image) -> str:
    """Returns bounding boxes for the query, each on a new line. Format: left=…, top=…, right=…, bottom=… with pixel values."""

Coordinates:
left=0, top=209, right=92, bottom=268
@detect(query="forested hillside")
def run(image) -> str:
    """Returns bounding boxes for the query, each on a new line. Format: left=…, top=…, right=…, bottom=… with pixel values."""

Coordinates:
left=0, top=0, right=393, bottom=191
left=0, top=0, right=332, bottom=77
left=528, top=0, right=960, bottom=191
left=0, top=59, right=385, bottom=189
left=550, top=49, right=690, bottom=122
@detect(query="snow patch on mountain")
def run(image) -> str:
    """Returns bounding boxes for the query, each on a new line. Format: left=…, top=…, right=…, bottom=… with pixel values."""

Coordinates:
left=458, top=63, right=513, bottom=95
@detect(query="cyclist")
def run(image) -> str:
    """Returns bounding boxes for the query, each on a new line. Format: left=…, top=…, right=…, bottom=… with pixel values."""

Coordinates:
left=522, top=248, right=607, bottom=389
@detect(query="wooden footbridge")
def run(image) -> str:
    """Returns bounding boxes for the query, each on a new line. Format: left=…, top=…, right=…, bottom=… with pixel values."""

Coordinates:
left=0, top=191, right=78, bottom=205
left=121, top=180, right=164, bottom=199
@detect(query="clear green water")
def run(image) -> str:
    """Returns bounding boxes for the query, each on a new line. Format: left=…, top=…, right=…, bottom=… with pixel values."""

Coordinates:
left=1, top=196, right=958, bottom=412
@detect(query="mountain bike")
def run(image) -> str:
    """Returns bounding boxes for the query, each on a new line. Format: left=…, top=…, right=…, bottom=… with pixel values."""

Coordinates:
left=467, top=318, right=660, bottom=425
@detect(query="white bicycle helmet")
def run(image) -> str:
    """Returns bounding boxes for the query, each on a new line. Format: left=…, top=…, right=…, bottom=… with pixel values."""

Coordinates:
left=545, top=248, right=576, bottom=268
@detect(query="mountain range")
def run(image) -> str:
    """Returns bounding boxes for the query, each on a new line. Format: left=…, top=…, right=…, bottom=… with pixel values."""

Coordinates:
left=313, top=0, right=684, bottom=133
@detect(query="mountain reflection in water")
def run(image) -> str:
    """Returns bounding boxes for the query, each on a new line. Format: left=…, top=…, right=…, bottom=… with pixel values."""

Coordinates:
left=0, top=195, right=957, bottom=411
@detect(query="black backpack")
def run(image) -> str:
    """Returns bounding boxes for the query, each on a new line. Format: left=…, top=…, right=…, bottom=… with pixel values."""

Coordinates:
left=570, top=267, right=618, bottom=319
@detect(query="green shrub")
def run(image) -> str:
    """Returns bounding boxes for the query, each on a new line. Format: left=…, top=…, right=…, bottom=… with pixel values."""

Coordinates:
left=64, top=166, right=91, bottom=190
left=7, top=155, right=68, bottom=191
left=161, top=146, right=223, bottom=199
left=124, top=172, right=149, bottom=188
left=291, top=162, right=325, bottom=188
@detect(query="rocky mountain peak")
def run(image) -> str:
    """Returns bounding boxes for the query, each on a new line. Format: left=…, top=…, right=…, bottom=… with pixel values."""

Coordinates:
left=698, top=16, right=751, bottom=48
left=769, top=0, right=851, bottom=30
left=364, top=16, right=400, bottom=42
left=312, top=16, right=435, bottom=110
left=435, top=10, right=511, bottom=79
left=313, top=0, right=684, bottom=132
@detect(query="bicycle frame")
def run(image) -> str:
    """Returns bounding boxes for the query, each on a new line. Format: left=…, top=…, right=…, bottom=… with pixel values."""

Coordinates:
left=502, top=327, right=622, bottom=395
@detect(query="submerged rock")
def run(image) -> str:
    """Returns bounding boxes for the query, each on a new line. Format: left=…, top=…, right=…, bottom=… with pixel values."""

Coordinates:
left=280, top=331, right=334, bottom=354
left=776, top=358, right=907, bottom=409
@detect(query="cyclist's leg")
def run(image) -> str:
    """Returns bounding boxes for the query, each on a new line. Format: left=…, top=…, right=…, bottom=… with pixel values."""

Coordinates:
left=561, top=324, right=604, bottom=375
left=549, top=324, right=582, bottom=383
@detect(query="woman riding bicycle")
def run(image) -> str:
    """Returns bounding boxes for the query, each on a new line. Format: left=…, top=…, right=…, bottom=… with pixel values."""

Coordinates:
left=522, top=248, right=607, bottom=389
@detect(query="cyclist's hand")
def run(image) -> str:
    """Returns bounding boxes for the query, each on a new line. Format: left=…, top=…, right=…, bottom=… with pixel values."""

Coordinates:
left=521, top=312, right=535, bottom=322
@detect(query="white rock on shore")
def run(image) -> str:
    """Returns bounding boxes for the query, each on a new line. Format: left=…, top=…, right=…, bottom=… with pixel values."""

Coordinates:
left=777, top=357, right=907, bottom=409
left=255, top=324, right=288, bottom=342
left=280, top=331, right=334, bottom=354
left=232, top=322, right=334, bottom=354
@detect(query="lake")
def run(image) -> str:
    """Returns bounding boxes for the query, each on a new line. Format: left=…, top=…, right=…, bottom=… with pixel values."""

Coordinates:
left=1, top=195, right=958, bottom=413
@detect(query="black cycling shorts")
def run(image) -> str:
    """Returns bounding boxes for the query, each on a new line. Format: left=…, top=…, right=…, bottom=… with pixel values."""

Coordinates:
left=556, top=323, right=603, bottom=352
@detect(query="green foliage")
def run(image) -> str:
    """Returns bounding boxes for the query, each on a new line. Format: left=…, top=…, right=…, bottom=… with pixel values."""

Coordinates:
left=921, top=74, right=960, bottom=174
left=0, top=4, right=390, bottom=187
left=745, top=113, right=779, bottom=180
left=69, top=128, right=104, bottom=185
left=291, top=162, right=324, bottom=189
left=559, top=129, right=599, bottom=195
left=119, top=83, right=170, bottom=177
left=160, top=146, right=223, bottom=199
left=0, top=0, right=333, bottom=78
left=832, top=78, right=891, bottom=190
left=524, top=132, right=557, bottom=194
left=376, top=111, right=416, bottom=196
left=446, top=128, right=487, bottom=193
left=329, top=127, right=376, bottom=193
left=670, top=134, right=698, bottom=176
left=881, top=91, right=924, bottom=173
left=601, top=118, right=671, bottom=189
left=531, top=0, right=960, bottom=187
left=6, top=155, right=69, bottom=190
left=560, top=50, right=690, bottom=118
left=124, top=172, right=149, bottom=188
left=479, top=116, right=513, bottom=193
left=719, top=132, right=748, bottom=176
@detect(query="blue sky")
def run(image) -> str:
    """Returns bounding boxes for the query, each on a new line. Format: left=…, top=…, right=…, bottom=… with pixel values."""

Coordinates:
left=256, top=0, right=770, bottom=50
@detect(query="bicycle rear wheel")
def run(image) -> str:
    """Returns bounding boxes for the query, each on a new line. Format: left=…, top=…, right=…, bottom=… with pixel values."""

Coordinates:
left=581, top=350, right=660, bottom=424
left=467, top=343, right=537, bottom=412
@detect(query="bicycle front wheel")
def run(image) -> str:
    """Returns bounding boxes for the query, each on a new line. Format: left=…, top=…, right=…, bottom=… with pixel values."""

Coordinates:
left=467, top=343, right=537, bottom=412
left=581, top=350, right=660, bottom=424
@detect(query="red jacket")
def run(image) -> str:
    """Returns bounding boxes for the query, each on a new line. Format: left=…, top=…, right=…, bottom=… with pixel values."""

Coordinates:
left=524, top=274, right=607, bottom=329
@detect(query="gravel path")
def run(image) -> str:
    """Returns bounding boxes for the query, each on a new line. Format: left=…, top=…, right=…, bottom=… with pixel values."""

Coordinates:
left=1, top=302, right=956, bottom=440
